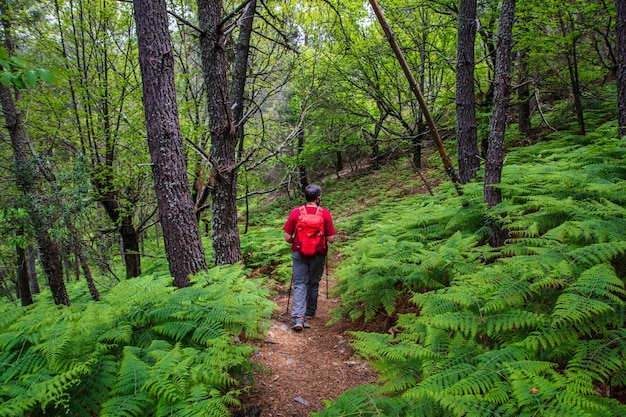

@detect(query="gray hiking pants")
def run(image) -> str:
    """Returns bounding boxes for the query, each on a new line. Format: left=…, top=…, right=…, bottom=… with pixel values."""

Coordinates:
left=290, top=251, right=325, bottom=318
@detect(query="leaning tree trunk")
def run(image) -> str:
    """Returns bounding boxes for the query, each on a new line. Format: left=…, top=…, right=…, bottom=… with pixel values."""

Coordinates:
left=456, top=0, right=479, bottom=184
left=1, top=84, right=69, bottom=306
left=133, top=0, right=208, bottom=287
left=0, top=2, right=69, bottom=306
left=617, top=0, right=626, bottom=139
left=197, top=0, right=243, bottom=265
left=484, top=0, right=516, bottom=247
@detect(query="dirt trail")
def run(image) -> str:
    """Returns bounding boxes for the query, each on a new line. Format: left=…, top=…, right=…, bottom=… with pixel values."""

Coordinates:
left=238, top=271, right=379, bottom=417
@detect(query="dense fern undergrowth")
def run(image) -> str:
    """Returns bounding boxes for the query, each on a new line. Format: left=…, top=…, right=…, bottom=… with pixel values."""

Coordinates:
left=0, top=261, right=275, bottom=417
left=314, top=123, right=626, bottom=416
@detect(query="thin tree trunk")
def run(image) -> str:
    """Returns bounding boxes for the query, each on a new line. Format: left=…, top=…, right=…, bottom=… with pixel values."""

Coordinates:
left=133, top=0, right=208, bottom=286
left=231, top=0, right=256, bottom=161
left=16, top=227, right=33, bottom=306
left=27, top=246, right=40, bottom=294
left=517, top=49, right=531, bottom=137
left=617, top=0, right=626, bottom=138
left=72, top=236, right=100, bottom=301
left=561, top=15, right=585, bottom=135
left=456, top=0, right=479, bottom=184
left=484, top=0, right=516, bottom=247
left=297, top=127, right=308, bottom=191
left=230, top=0, right=256, bottom=234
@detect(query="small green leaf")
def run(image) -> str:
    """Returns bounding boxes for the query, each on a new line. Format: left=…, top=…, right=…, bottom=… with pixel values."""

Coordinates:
left=10, top=56, right=27, bottom=69
left=12, top=75, right=26, bottom=89
left=0, top=47, right=9, bottom=60
left=0, top=72, right=12, bottom=87
left=23, top=70, right=38, bottom=87
left=36, top=68, right=55, bottom=85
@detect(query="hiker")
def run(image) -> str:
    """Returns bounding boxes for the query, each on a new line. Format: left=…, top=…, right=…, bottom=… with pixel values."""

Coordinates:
left=283, top=184, right=336, bottom=332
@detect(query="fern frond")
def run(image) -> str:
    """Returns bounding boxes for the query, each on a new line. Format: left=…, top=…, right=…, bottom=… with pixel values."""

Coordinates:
left=568, top=241, right=626, bottom=267
left=568, top=340, right=626, bottom=383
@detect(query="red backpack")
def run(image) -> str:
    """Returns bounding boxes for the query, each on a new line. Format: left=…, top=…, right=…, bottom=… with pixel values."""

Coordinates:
left=295, top=205, right=325, bottom=256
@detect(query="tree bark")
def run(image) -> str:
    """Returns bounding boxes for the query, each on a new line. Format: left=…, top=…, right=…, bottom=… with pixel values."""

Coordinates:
left=133, top=0, right=208, bottom=286
left=197, top=0, right=243, bottom=265
left=231, top=0, right=256, bottom=161
left=617, top=0, right=626, bottom=139
left=456, top=0, right=479, bottom=184
left=484, top=0, right=516, bottom=247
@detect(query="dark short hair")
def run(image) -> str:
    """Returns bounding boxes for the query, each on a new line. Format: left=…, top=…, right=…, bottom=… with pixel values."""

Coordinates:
left=304, top=184, right=322, bottom=202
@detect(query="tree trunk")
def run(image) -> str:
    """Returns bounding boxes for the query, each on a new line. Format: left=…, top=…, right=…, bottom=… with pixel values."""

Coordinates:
left=617, top=0, right=626, bottom=139
left=484, top=0, right=515, bottom=247
left=0, top=2, right=70, bottom=306
left=456, top=0, right=479, bottom=184
left=72, top=236, right=100, bottom=301
left=297, top=127, right=308, bottom=191
left=561, top=15, right=585, bottom=135
left=230, top=0, right=256, bottom=161
left=517, top=49, right=531, bottom=137
left=133, top=0, right=208, bottom=286
left=27, top=246, right=40, bottom=294
left=16, top=227, right=33, bottom=306
left=98, top=194, right=142, bottom=279
left=197, top=0, right=243, bottom=265
left=230, top=0, right=256, bottom=235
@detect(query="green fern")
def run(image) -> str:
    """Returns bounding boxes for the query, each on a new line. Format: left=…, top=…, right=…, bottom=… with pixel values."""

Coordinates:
left=322, top=132, right=626, bottom=416
left=0, top=262, right=276, bottom=417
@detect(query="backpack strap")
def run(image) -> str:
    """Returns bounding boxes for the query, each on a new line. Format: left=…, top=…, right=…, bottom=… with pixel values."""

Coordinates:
left=299, top=205, right=322, bottom=215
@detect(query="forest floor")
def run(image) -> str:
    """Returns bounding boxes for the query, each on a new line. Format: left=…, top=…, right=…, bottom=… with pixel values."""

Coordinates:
left=235, top=256, right=386, bottom=417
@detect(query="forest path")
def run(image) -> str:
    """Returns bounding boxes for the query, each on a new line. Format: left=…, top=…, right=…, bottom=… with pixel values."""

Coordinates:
left=238, top=259, right=379, bottom=417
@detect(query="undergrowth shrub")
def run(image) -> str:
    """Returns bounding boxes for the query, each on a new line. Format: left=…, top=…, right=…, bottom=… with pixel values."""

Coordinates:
left=0, top=260, right=275, bottom=417
left=319, top=130, right=626, bottom=416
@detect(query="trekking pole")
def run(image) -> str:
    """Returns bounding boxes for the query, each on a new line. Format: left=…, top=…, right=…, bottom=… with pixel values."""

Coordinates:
left=286, top=273, right=293, bottom=315
left=325, top=253, right=330, bottom=299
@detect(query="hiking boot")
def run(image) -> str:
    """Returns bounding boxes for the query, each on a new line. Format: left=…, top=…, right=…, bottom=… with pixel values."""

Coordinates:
left=303, top=319, right=311, bottom=329
left=291, top=317, right=304, bottom=332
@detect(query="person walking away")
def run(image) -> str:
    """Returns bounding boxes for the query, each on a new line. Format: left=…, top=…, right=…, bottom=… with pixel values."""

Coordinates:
left=283, top=184, right=336, bottom=331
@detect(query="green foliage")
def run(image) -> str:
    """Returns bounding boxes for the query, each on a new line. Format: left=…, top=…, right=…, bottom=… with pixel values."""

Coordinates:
left=0, top=47, right=55, bottom=88
left=317, top=128, right=626, bottom=416
left=0, top=260, right=275, bottom=417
